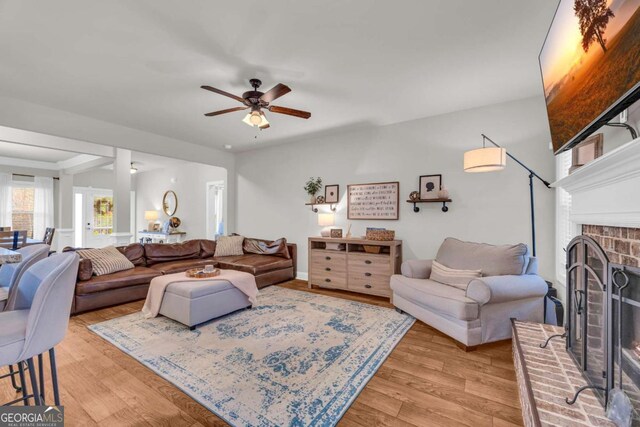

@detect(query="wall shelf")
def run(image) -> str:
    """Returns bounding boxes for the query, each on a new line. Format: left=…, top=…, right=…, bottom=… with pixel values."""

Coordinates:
left=305, top=202, right=337, bottom=213
left=406, top=198, right=452, bottom=213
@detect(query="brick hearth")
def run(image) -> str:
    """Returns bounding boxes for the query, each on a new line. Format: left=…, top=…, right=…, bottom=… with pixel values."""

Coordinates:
left=582, top=225, right=640, bottom=267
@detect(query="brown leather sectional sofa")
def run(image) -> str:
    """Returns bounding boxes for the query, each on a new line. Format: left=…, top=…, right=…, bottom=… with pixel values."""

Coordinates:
left=69, top=238, right=297, bottom=314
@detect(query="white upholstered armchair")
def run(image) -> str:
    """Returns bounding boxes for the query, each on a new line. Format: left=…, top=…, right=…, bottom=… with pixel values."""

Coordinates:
left=391, top=238, right=548, bottom=350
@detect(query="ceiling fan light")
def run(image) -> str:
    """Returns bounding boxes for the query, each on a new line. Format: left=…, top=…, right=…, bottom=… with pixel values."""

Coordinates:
left=242, top=113, right=254, bottom=127
left=249, top=110, right=263, bottom=125
left=130, top=162, right=138, bottom=174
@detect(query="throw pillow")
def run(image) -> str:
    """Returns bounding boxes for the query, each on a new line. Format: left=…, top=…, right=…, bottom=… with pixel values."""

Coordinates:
left=214, top=235, right=245, bottom=257
left=429, top=260, right=482, bottom=290
left=77, top=246, right=135, bottom=276
left=243, top=237, right=290, bottom=259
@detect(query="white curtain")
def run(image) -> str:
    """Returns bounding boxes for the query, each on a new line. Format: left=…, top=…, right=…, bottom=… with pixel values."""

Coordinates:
left=0, top=172, right=11, bottom=228
left=33, top=176, right=54, bottom=240
left=214, top=185, right=224, bottom=237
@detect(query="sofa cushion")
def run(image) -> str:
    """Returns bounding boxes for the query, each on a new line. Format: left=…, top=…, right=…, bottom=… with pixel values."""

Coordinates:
left=214, top=235, right=245, bottom=257
left=199, top=239, right=217, bottom=258
left=144, top=240, right=200, bottom=266
left=78, top=259, right=94, bottom=281
left=390, top=275, right=479, bottom=320
left=118, top=243, right=146, bottom=266
left=430, top=260, right=482, bottom=290
left=77, top=246, right=135, bottom=276
left=149, top=258, right=218, bottom=275
left=243, top=238, right=291, bottom=259
left=75, top=266, right=162, bottom=295
left=436, top=237, right=529, bottom=277
left=215, top=254, right=293, bottom=275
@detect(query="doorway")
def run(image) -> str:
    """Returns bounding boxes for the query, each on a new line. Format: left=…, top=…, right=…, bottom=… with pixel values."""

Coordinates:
left=206, top=181, right=225, bottom=240
left=74, top=187, right=114, bottom=248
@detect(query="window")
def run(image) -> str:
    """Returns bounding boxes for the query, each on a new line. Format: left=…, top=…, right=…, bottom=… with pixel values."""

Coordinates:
left=11, top=183, right=35, bottom=238
left=556, top=150, right=579, bottom=285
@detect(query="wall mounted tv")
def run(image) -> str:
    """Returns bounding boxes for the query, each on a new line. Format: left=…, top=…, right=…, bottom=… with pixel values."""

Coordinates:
left=540, top=0, right=640, bottom=153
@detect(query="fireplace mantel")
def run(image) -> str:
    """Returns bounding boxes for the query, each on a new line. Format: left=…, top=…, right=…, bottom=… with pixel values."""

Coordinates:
left=553, top=138, right=640, bottom=227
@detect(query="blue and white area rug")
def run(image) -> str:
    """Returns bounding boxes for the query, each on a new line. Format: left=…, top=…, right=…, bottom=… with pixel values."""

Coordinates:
left=89, top=286, right=414, bottom=426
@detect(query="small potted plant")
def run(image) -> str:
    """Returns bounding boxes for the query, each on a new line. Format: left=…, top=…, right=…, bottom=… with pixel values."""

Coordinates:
left=304, top=177, right=323, bottom=204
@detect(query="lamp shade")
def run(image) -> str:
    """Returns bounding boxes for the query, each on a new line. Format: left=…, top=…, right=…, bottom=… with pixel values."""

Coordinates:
left=144, top=210, right=159, bottom=221
left=463, top=147, right=507, bottom=173
left=317, top=213, right=335, bottom=227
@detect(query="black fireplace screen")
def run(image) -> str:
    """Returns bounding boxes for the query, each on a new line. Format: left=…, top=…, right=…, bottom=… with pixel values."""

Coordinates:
left=566, top=235, right=609, bottom=404
left=566, top=235, right=640, bottom=422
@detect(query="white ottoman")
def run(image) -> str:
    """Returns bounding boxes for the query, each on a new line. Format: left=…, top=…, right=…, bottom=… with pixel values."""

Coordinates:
left=159, top=279, right=252, bottom=330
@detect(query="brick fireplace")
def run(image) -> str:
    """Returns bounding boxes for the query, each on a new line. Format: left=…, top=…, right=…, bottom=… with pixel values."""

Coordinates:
left=582, top=225, right=640, bottom=267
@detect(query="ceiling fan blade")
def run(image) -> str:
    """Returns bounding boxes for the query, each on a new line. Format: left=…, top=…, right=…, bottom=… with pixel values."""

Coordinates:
left=259, top=123, right=270, bottom=130
left=201, top=85, right=245, bottom=103
left=268, top=105, right=311, bottom=119
left=260, top=83, right=291, bottom=103
left=204, top=106, right=248, bottom=117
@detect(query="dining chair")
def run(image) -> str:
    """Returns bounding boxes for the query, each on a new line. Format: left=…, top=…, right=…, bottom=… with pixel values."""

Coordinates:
left=0, top=231, right=27, bottom=250
left=42, top=228, right=55, bottom=246
left=0, top=252, right=79, bottom=406
left=1, top=244, right=51, bottom=312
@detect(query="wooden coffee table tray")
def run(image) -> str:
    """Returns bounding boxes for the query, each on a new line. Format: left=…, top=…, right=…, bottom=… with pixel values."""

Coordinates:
left=186, top=268, right=220, bottom=278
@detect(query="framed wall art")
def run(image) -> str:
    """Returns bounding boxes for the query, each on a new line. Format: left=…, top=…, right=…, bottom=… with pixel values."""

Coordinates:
left=324, top=184, right=340, bottom=204
left=419, top=174, right=442, bottom=200
left=347, top=181, right=399, bottom=220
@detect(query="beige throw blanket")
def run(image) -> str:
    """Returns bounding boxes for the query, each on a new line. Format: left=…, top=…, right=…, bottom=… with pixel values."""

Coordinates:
left=141, top=270, right=259, bottom=319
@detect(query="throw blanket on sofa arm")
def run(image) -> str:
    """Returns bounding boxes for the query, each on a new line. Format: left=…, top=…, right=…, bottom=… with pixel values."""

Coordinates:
left=142, top=270, right=259, bottom=318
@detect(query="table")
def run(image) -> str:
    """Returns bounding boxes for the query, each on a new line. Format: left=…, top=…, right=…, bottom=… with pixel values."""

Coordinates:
left=0, top=248, right=22, bottom=265
left=138, top=231, right=187, bottom=244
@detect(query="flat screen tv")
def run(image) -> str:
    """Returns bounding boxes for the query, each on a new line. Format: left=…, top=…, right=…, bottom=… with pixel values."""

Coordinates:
left=540, top=0, right=640, bottom=153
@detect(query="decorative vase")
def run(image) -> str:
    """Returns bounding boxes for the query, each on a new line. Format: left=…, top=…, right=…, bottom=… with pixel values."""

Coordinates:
left=315, top=195, right=325, bottom=204
left=309, top=195, right=317, bottom=204
left=438, top=186, right=449, bottom=199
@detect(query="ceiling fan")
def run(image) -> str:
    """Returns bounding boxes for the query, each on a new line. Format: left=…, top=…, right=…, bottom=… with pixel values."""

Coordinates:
left=201, top=78, right=311, bottom=129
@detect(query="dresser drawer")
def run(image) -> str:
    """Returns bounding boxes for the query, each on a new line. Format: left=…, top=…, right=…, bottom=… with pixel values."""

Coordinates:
left=348, top=253, right=391, bottom=275
left=348, top=275, right=391, bottom=296
left=311, top=250, right=346, bottom=268
left=311, top=271, right=347, bottom=289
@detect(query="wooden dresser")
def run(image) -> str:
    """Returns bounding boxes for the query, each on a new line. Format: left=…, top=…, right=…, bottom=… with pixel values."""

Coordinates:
left=308, top=237, right=402, bottom=298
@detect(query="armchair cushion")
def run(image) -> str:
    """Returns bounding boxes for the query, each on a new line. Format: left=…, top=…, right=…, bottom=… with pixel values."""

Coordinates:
left=436, top=238, right=530, bottom=276
left=400, top=259, right=433, bottom=279
left=466, top=274, right=548, bottom=305
left=391, top=275, right=479, bottom=320
left=429, top=260, right=481, bottom=290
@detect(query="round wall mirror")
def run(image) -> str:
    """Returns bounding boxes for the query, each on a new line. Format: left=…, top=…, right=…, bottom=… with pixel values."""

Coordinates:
left=163, top=191, right=178, bottom=216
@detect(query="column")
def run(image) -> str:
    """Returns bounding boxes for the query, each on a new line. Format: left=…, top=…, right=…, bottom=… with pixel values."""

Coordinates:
left=56, top=172, right=75, bottom=251
left=112, top=148, right=132, bottom=245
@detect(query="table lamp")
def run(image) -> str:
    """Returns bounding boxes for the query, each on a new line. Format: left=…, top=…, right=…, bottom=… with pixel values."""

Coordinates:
left=145, top=210, right=159, bottom=231
left=318, top=213, right=335, bottom=237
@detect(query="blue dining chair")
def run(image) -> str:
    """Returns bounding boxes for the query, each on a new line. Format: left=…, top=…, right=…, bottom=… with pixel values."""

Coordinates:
left=0, top=252, right=79, bottom=406
left=0, top=244, right=50, bottom=312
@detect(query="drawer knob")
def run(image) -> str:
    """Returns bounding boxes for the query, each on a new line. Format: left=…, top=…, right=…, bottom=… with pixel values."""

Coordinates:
left=365, top=260, right=372, bottom=264
left=365, top=272, right=372, bottom=277
left=365, top=284, right=372, bottom=289
left=325, top=278, right=331, bottom=283
left=325, top=256, right=331, bottom=260
left=325, top=267, right=331, bottom=271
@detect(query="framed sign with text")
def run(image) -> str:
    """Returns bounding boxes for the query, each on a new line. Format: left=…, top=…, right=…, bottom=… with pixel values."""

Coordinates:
left=347, top=181, right=399, bottom=220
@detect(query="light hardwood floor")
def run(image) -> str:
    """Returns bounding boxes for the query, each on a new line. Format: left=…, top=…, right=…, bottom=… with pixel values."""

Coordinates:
left=1, top=280, right=523, bottom=426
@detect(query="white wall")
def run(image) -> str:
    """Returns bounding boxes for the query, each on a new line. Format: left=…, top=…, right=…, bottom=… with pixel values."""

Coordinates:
left=236, top=96, right=556, bottom=279
left=134, top=163, right=227, bottom=240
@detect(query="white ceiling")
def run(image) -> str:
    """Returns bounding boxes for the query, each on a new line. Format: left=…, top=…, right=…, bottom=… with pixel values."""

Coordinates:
left=0, top=1, right=558, bottom=152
